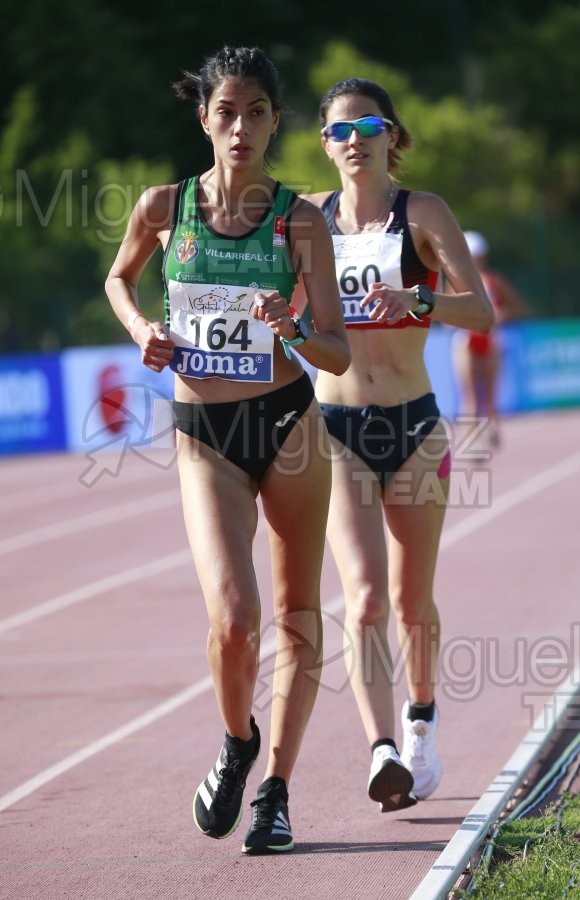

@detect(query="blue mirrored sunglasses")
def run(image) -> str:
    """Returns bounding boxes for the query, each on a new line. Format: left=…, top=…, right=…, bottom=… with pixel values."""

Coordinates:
left=321, top=115, right=393, bottom=142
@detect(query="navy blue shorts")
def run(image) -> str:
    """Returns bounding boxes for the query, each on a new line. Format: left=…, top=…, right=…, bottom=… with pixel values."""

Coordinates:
left=173, top=372, right=314, bottom=482
left=319, top=393, right=441, bottom=487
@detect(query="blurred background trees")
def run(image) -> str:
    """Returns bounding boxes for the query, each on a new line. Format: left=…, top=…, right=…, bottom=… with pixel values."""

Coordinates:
left=1, top=0, right=578, bottom=350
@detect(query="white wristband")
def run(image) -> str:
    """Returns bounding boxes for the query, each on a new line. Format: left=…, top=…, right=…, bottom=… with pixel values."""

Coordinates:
left=127, top=311, right=144, bottom=333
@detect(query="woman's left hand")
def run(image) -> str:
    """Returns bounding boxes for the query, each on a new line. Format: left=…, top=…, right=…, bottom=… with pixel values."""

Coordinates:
left=360, top=282, right=415, bottom=325
left=252, top=290, right=297, bottom=341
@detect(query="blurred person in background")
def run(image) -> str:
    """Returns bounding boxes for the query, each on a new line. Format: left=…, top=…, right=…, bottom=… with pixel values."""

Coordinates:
left=453, top=230, right=529, bottom=449
left=301, top=77, right=493, bottom=814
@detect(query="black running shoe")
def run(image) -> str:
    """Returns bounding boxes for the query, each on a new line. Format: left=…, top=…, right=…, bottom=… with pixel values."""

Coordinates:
left=242, top=777, right=294, bottom=855
left=193, top=716, right=260, bottom=839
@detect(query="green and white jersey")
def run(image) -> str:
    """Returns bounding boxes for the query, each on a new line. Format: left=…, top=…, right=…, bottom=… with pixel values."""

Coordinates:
left=163, top=176, right=299, bottom=382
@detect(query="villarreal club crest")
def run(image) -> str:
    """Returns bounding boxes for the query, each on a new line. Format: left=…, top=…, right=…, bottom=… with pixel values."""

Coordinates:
left=175, top=230, right=199, bottom=264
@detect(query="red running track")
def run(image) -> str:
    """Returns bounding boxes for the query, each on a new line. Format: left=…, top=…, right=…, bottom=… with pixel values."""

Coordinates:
left=1, top=409, right=579, bottom=900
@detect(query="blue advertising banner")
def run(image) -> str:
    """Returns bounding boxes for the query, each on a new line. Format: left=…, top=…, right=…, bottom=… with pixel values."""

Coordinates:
left=60, top=345, right=174, bottom=451
left=1, top=318, right=579, bottom=458
left=425, top=319, right=580, bottom=419
left=0, top=354, right=67, bottom=455
left=498, top=319, right=580, bottom=412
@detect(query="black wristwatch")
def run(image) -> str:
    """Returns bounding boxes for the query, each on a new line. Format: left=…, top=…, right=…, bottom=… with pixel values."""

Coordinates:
left=280, top=317, right=309, bottom=359
left=293, top=317, right=309, bottom=341
left=409, top=284, right=436, bottom=319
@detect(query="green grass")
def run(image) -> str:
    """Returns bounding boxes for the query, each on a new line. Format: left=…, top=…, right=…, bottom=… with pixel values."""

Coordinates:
left=461, top=792, right=580, bottom=898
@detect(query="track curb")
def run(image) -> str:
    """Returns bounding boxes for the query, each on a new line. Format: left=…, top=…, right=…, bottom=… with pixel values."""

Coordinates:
left=409, top=664, right=580, bottom=900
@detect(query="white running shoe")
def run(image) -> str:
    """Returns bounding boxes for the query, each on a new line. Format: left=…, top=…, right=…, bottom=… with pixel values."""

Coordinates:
left=401, top=702, right=442, bottom=800
left=367, top=744, right=417, bottom=812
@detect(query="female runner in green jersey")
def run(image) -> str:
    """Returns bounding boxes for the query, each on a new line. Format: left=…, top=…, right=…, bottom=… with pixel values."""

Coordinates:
left=106, top=46, right=349, bottom=855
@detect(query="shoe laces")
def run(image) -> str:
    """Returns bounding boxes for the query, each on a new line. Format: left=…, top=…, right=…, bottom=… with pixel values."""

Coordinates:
left=214, top=756, right=245, bottom=807
left=250, top=789, right=286, bottom=830
left=406, top=721, right=433, bottom=763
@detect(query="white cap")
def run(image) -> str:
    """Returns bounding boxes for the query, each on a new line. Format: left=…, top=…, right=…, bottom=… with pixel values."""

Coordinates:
left=464, top=231, right=489, bottom=257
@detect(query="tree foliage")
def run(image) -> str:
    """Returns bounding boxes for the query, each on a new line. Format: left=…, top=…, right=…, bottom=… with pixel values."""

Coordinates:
left=275, top=43, right=544, bottom=229
left=0, top=1, right=578, bottom=349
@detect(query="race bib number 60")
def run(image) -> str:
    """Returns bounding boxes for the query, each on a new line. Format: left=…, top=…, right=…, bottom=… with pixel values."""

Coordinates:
left=333, top=232, right=403, bottom=325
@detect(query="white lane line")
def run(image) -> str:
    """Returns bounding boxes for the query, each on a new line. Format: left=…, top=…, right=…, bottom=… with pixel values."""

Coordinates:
left=409, top=665, right=580, bottom=900
left=0, top=550, right=191, bottom=636
left=1, top=450, right=579, bottom=811
left=0, top=593, right=346, bottom=813
left=0, top=678, right=212, bottom=813
left=0, top=647, right=198, bottom=665
left=0, top=490, right=180, bottom=556
left=3, top=449, right=579, bottom=636
left=440, top=450, right=580, bottom=549
left=1, top=464, right=160, bottom=514
left=0, top=517, right=267, bottom=636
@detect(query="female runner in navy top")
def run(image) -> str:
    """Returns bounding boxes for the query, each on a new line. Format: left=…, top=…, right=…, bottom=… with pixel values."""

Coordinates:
left=301, top=77, right=493, bottom=812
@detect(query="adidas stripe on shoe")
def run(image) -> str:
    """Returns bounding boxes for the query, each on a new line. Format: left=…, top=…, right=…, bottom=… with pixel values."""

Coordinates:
left=193, top=715, right=260, bottom=839
left=242, top=777, right=294, bottom=855
left=367, top=745, right=417, bottom=813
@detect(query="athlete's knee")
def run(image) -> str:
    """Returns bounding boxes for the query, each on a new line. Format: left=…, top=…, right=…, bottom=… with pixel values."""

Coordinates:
left=346, top=585, right=388, bottom=627
left=270, top=606, right=323, bottom=657
left=391, top=589, right=437, bottom=626
left=208, top=608, right=260, bottom=656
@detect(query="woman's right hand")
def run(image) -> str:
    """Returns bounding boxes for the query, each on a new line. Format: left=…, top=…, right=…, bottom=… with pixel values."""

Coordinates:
left=131, top=319, right=175, bottom=373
